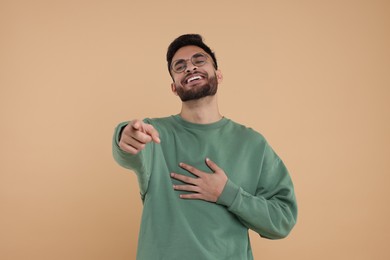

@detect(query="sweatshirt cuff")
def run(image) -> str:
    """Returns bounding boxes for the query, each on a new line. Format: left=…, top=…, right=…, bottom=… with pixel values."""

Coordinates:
left=216, top=179, right=240, bottom=207
left=115, top=121, right=129, bottom=145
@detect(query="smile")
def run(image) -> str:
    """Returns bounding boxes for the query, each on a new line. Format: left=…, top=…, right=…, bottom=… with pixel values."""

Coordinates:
left=186, top=75, right=203, bottom=84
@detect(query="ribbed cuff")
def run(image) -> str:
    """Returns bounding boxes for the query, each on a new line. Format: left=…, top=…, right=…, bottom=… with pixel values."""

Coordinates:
left=216, top=179, right=240, bottom=207
left=115, top=121, right=129, bottom=145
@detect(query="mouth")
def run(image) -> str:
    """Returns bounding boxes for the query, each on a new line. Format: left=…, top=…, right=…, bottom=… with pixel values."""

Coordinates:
left=184, top=73, right=205, bottom=85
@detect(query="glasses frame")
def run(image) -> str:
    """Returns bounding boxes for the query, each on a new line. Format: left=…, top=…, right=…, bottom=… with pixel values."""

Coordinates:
left=171, top=52, right=211, bottom=74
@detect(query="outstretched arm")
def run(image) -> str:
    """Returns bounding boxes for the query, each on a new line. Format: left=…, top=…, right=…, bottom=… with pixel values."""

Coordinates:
left=112, top=119, right=160, bottom=196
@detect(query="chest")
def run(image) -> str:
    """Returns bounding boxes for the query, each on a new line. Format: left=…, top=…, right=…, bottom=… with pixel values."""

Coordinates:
left=157, top=130, right=262, bottom=194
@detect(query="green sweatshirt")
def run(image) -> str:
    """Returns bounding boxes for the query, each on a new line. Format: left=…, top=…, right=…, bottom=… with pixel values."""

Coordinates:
left=112, top=115, right=297, bottom=260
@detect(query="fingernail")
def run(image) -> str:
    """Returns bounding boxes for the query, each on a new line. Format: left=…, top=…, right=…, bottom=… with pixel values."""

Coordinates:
left=206, top=158, right=210, bottom=162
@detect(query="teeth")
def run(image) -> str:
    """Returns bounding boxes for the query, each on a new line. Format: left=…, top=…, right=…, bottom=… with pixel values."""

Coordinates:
left=187, top=75, right=202, bottom=83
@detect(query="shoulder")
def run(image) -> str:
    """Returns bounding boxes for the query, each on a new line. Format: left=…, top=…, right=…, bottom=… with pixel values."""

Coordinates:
left=228, top=119, right=267, bottom=145
left=229, top=120, right=285, bottom=165
left=144, top=116, right=176, bottom=131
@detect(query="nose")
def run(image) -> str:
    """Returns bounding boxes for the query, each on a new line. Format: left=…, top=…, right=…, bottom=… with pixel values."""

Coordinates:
left=185, top=61, right=198, bottom=73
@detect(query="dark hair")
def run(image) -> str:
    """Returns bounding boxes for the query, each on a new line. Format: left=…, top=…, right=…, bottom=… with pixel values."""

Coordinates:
left=166, top=34, right=218, bottom=75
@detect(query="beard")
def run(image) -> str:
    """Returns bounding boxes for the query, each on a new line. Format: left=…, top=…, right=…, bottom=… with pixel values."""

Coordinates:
left=175, top=73, right=218, bottom=102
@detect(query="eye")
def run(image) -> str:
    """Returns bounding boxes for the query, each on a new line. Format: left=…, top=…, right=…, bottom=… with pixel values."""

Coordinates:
left=192, top=54, right=207, bottom=66
left=173, top=60, right=186, bottom=72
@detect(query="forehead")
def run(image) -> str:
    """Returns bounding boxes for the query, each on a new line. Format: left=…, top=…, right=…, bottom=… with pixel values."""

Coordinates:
left=172, top=45, right=206, bottom=61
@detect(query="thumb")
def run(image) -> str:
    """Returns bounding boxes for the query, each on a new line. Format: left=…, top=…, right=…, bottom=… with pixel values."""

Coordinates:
left=131, top=119, right=142, bottom=131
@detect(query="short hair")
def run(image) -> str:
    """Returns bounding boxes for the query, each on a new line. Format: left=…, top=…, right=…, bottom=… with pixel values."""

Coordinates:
left=166, top=34, right=218, bottom=74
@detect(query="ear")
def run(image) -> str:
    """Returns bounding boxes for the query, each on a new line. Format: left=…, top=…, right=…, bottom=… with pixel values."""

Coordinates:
left=171, top=82, right=179, bottom=96
left=216, top=70, right=223, bottom=84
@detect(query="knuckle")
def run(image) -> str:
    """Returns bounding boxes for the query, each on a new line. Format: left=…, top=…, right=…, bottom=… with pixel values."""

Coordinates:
left=123, top=124, right=131, bottom=131
left=133, top=132, right=147, bottom=143
left=119, top=142, right=128, bottom=151
left=193, top=178, right=201, bottom=185
left=130, top=150, right=139, bottom=155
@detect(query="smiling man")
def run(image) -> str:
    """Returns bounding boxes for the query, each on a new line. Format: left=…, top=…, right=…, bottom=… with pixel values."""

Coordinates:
left=112, top=34, right=297, bottom=260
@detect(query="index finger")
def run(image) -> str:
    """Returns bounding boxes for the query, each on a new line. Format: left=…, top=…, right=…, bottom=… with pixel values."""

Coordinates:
left=144, top=124, right=161, bottom=143
left=205, top=158, right=221, bottom=173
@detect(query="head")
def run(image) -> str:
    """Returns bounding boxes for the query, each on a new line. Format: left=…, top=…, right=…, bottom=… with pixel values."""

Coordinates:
left=166, top=34, right=223, bottom=102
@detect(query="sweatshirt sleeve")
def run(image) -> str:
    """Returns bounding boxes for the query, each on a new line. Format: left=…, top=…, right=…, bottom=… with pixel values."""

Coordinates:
left=112, top=121, right=153, bottom=196
left=216, top=143, right=297, bottom=239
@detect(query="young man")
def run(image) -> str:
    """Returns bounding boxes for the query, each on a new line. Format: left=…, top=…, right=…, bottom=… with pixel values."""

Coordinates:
left=112, top=34, right=297, bottom=260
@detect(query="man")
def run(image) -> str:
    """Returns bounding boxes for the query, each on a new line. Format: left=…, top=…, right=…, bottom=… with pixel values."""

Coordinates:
left=112, top=34, right=297, bottom=260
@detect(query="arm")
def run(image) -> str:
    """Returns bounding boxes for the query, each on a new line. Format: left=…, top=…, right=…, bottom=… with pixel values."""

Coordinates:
left=112, top=119, right=160, bottom=195
left=170, top=145, right=297, bottom=239
left=217, top=156, right=297, bottom=239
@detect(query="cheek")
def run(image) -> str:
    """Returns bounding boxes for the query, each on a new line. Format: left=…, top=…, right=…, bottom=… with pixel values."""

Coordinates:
left=173, top=75, right=183, bottom=85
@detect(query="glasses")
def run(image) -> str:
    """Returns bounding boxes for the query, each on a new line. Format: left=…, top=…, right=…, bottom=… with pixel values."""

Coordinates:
left=171, top=52, right=210, bottom=73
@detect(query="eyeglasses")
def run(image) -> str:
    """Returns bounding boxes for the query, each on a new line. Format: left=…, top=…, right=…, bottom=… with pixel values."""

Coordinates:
left=171, top=52, right=210, bottom=73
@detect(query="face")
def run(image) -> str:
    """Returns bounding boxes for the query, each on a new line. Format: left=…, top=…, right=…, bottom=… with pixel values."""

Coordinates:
left=170, top=45, right=223, bottom=102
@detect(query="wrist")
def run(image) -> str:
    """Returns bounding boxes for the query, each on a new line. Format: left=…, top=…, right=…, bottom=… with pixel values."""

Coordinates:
left=216, top=179, right=240, bottom=207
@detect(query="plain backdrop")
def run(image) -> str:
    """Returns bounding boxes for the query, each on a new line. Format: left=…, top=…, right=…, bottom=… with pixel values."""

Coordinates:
left=1, top=0, right=389, bottom=259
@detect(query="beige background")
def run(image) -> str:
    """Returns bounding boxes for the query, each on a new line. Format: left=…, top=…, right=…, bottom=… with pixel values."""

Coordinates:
left=1, top=0, right=389, bottom=259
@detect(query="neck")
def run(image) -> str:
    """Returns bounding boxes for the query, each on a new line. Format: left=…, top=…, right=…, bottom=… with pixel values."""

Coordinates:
left=179, top=95, right=222, bottom=124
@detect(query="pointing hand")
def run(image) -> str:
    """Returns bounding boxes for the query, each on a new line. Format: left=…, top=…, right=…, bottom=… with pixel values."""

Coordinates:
left=119, top=119, right=160, bottom=154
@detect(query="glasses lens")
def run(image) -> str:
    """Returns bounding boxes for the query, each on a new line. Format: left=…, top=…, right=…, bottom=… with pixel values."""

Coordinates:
left=172, top=53, right=208, bottom=73
left=172, top=60, right=186, bottom=73
left=192, top=53, right=207, bottom=66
